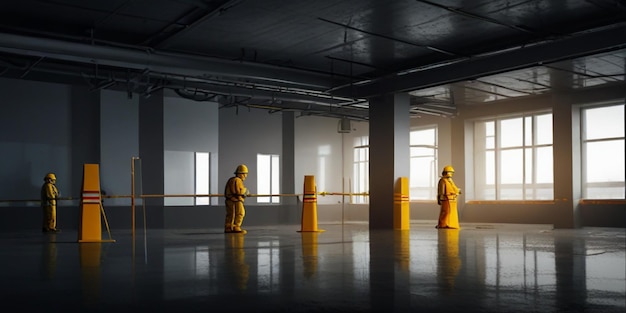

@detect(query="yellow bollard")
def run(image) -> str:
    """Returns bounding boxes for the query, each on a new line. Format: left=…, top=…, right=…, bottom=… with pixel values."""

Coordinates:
left=298, top=175, right=325, bottom=232
left=394, top=177, right=410, bottom=230
left=78, top=164, right=115, bottom=243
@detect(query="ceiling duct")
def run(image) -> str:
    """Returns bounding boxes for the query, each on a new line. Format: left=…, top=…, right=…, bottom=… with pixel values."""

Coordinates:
left=0, top=31, right=336, bottom=90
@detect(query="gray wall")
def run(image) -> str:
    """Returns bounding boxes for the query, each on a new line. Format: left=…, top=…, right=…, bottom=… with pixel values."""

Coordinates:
left=0, top=78, right=72, bottom=204
left=0, top=76, right=624, bottom=231
left=162, top=95, right=219, bottom=227
left=100, top=89, right=139, bottom=207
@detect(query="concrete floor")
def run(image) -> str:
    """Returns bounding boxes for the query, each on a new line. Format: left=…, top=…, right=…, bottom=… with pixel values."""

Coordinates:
left=1, top=222, right=624, bottom=312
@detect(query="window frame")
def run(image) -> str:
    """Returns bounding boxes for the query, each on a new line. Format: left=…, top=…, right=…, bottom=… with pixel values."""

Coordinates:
left=409, top=126, right=438, bottom=201
left=194, top=152, right=210, bottom=206
left=473, top=111, right=554, bottom=200
left=257, top=153, right=280, bottom=204
left=580, top=102, right=625, bottom=199
left=353, top=136, right=369, bottom=204
left=163, top=151, right=211, bottom=206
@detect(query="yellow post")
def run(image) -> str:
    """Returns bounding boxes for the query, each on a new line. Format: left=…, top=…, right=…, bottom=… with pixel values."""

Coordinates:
left=78, top=164, right=115, bottom=243
left=394, top=176, right=410, bottom=230
left=298, top=175, right=324, bottom=232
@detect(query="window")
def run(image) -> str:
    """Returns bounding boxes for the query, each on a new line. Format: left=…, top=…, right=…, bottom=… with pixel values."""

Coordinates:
left=353, top=136, right=369, bottom=204
left=582, top=103, right=625, bottom=199
left=195, top=152, right=210, bottom=205
left=164, top=151, right=210, bottom=206
left=473, top=113, right=553, bottom=200
left=409, top=127, right=438, bottom=200
left=257, top=154, right=280, bottom=203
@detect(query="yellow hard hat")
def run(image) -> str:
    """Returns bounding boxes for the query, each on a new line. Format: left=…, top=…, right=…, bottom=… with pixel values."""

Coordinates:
left=442, top=165, right=455, bottom=173
left=234, top=164, right=248, bottom=174
left=44, top=173, right=56, bottom=181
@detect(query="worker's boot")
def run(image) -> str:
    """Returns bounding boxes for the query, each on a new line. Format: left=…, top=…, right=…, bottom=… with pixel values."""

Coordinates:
left=232, top=226, right=247, bottom=234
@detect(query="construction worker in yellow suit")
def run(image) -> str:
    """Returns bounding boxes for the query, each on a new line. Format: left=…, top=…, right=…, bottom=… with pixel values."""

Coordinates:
left=224, top=164, right=250, bottom=233
left=437, top=165, right=461, bottom=229
left=41, top=173, right=60, bottom=232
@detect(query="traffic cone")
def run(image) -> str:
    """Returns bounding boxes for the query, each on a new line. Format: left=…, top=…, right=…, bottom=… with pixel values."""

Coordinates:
left=78, top=164, right=115, bottom=243
left=298, top=175, right=324, bottom=232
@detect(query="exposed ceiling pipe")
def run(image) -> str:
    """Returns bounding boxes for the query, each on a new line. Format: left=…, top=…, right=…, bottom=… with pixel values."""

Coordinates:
left=0, top=56, right=366, bottom=109
left=160, top=76, right=362, bottom=107
left=211, top=94, right=370, bottom=121
left=411, top=105, right=456, bottom=116
left=0, top=31, right=339, bottom=90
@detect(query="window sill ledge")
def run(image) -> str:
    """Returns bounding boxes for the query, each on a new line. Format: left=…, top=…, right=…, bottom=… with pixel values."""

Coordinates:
left=466, top=200, right=555, bottom=205
left=579, top=199, right=626, bottom=205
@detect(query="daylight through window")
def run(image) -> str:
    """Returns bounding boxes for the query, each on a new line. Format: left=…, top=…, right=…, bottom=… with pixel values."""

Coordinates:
left=473, top=113, right=554, bottom=200
left=582, top=103, right=625, bottom=199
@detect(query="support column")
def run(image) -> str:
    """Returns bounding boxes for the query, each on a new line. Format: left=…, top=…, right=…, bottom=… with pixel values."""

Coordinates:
left=551, top=66, right=576, bottom=228
left=369, top=93, right=410, bottom=230
left=71, top=86, right=100, bottom=194
left=139, top=89, right=164, bottom=228
left=281, top=111, right=298, bottom=224
left=450, top=86, right=466, bottom=220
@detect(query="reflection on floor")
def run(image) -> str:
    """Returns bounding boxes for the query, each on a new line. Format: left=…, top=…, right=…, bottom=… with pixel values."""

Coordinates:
left=1, top=223, right=624, bottom=312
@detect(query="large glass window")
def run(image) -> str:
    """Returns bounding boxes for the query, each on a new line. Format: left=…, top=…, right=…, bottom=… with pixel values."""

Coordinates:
left=195, top=152, right=210, bottom=205
left=582, top=103, right=625, bottom=199
left=410, top=127, right=438, bottom=200
left=353, top=136, right=369, bottom=204
left=474, top=113, right=553, bottom=200
left=257, top=154, right=280, bottom=203
left=164, top=151, right=210, bottom=206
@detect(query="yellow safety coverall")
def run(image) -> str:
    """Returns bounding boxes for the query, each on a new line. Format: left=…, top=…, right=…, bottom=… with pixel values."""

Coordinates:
left=41, top=180, right=59, bottom=232
left=437, top=176, right=460, bottom=229
left=224, top=176, right=248, bottom=232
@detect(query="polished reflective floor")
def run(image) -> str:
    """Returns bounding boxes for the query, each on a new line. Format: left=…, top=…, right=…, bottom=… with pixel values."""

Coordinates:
left=1, top=223, right=624, bottom=312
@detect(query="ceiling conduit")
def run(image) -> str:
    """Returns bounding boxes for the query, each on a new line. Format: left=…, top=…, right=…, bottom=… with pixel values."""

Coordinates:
left=0, top=31, right=339, bottom=91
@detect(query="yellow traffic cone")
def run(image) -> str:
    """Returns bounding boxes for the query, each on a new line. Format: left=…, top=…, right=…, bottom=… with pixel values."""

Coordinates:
left=298, top=175, right=324, bottom=232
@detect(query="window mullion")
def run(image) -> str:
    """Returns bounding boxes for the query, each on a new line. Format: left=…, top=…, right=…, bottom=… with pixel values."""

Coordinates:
left=522, top=116, right=527, bottom=200
left=495, top=120, right=501, bottom=200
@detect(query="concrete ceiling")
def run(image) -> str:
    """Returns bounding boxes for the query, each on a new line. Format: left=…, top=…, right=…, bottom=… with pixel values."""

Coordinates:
left=0, top=0, right=625, bottom=120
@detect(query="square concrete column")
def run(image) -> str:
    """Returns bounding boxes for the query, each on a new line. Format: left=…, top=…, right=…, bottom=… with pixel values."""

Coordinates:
left=281, top=111, right=298, bottom=224
left=139, top=89, right=165, bottom=228
left=369, top=93, right=410, bottom=230
left=70, top=86, right=101, bottom=193
left=550, top=66, right=576, bottom=228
